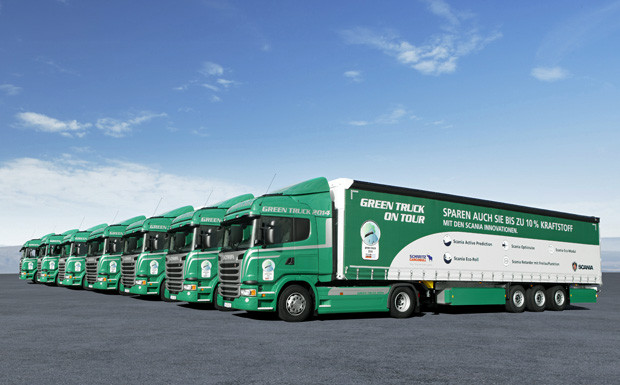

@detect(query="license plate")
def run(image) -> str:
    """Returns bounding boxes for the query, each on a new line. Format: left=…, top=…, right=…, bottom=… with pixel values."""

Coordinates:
left=224, top=302, right=232, bottom=308
left=170, top=295, right=176, bottom=300
left=124, top=289, right=129, bottom=293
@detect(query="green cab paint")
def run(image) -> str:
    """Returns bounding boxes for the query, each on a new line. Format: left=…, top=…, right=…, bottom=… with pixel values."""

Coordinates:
left=38, top=229, right=78, bottom=285
left=19, top=238, right=42, bottom=281
left=58, top=223, right=108, bottom=288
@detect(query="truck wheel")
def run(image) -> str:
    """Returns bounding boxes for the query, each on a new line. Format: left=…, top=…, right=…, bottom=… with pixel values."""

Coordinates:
left=160, top=280, right=170, bottom=302
left=278, top=285, right=312, bottom=322
left=213, top=284, right=222, bottom=310
left=545, top=286, right=567, bottom=311
left=33, top=273, right=39, bottom=284
left=82, top=277, right=89, bottom=290
left=505, top=285, right=526, bottom=313
left=389, top=286, right=417, bottom=318
left=54, top=274, right=60, bottom=286
left=526, top=285, right=546, bottom=312
left=117, top=281, right=124, bottom=295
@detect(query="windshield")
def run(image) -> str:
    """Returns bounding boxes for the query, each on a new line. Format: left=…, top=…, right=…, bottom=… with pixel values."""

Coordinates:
left=61, top=244, right=71, bottom=257
left=105, top=238, right=123, bottom=254
left=221, top=218, right=254, bottom=252
left=23, top=248, right=37, bottom=258
left=38, top=246, right=46, bottom=258
left=49, top=244, right=62, bottom=257
left=168, top=227, right=194, bottom=254
left=144, top=231, right=169, bottom=253
left=87, top=239, right=105, bottom=257
left=196, top=225, right=224, bottom=251
left=71, top=242, right=88, bottom=256
left=123, top=234, right=144, bottom=255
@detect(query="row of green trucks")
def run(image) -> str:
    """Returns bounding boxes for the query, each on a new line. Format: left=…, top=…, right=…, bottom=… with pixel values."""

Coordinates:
left=19, top=177, right=602, bottom=321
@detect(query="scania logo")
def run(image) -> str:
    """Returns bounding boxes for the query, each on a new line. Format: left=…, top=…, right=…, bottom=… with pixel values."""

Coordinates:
left=572, top=262, right=594, bottom=271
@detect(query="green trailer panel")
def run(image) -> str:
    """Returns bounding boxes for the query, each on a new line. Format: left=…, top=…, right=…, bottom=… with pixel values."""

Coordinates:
left=439, top=287, right=506, bottom=306
left=569, top=288, right=597, bottom=303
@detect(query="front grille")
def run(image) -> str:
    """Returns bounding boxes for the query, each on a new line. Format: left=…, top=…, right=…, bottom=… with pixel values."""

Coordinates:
left=58, top=258, right=67, bottom=282
left=19, top=257, right=24, bottom=274
left=37, top=259, right=42, bottom=279
left=165, top=253, right=185, bottom=294
left=121, top=254, right=138, bottom=288
left=86, top=257, right=99, bottom=285
left=218, top=252, right=243, bottom=299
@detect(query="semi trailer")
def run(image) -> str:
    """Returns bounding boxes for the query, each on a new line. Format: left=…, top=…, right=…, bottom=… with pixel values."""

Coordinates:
left=19, top=238, right=42, bottom=281
left=218, top=177, right=601, bottom=321
left=121, top=206, right=194, bottom=299
left=39, top=229, right=78, bottom=285
left=59, top=223, right=108, bottom=288
left=165, top=194, right=254, bottom=304
left=91, top=216, right=146, bottom=292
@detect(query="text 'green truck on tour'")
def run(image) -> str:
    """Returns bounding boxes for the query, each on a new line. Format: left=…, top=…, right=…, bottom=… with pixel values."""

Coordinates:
left=121, top=206, right=193, bottom=299
left=217, top=177, right=601, bottom=321
left=165, top=194, right=254, bottom=304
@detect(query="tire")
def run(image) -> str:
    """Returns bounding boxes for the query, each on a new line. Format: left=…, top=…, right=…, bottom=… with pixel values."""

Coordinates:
left=277, top=285, right=312, bottom=322
left=505, top=285, right=526, bottom=313
left=54, top=273, right=60, bottom=286
left=160, top=280, right=170, bottom=302
left=117, top=280, right=124, bottom=295
left=33, top=272, right=39, bottom=284
left=82, top=276, right=89, bottom=290
left=545, top=286, right=567, bottom=311
left=389, top=286, right=417, bottom=318
left=526, top=285, right=546, bottom=312
left=213, top=284, right=222, bottom=310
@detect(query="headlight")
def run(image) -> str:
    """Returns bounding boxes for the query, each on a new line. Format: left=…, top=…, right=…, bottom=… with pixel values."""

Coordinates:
left=97, top=277, right=107, bottom=282
left=183, top=284, right=197, bottom=291
left=135, top=279, right=147, bottom=285
left=240, top=289, right=257, bottom=297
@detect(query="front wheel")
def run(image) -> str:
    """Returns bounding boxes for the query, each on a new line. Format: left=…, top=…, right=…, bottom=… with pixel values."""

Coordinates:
left=506, top=285, right=526, bottom=313
left=160, top=280, right=171, bottom=302
left=278, top=285, right=312, bottom=322
left=213, top=284, right=222, bottom=310
left=389, top=286, right=417, bottom=318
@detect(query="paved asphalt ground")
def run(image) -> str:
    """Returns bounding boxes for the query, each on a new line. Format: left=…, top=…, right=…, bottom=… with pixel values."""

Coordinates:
left=1, top=274, right=619, bottom=385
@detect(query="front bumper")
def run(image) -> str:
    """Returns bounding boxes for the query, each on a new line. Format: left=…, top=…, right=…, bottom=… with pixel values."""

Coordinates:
left=220, top=288, right=276, bottom=311
left=92, top=274, right=120, bottom=290
left=20, top=271, right=35, bottom=280
left=60, top=272, right=85, bottom=286
left=38, top=271, right=57, bottom=283
left=128, top=280, right=160, bottom=295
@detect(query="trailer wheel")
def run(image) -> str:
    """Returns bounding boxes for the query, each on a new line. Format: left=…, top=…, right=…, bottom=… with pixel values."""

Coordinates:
left=389, top=287, right=417, bottom=318
left=525, top=285, right=546, bottom=312
left=545, top=286, right=567, bottom=311
left=278, top=285, right=312, bottom=322
left=505, top=285, right=526, bottom=313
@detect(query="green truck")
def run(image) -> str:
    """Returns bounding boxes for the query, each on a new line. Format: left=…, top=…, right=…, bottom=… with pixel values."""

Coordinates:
left=89, top=216, right=146, bottom=292
left=121, top=206, right=194, bottom=299
left=165, top=194, right=254, bottom=304
left=59, top=224, right=108, bottom=288
left=19, top=238, right=42, bottom=281
left=39, top=229, right=79, bottom=285
left=218, top=177, right=601, bottom=321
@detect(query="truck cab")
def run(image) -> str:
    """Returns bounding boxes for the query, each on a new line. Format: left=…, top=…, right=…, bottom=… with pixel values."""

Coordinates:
left=19, top=238, right=42, bottom=281
left=60, top=224, right=107, bottom=288
left=121, top=206, right=193, bottom=299
left=218, top=177, right=332, bottom=319
left=91, top=216, right=146, bottom=292
left=166, top=194, right=253, bottom=304
left=39, top=229, right=78, bottom=284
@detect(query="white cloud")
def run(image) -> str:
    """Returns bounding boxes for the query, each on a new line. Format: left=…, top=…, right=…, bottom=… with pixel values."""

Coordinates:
left=344, top=70, right=363, bottom=82
left=202, top=83, right=220, bottom=92
left=348, top=106, right=414, bottom=127
left=0, top=84, right=22, bottom=96
left=210, top=95, right=222, bottom=103
left=0, top=157, right=255, bottom=245
left=341, top=1, right=501, bottom=75
left=216, top=78, right=238, bottom=88
left=96, top=112, right=167, bottom=138
left=531, top=66, right=570, bottom=82
left=16, top=112, right=91, bottom=138
left=200, top=61, right=224, bottom=77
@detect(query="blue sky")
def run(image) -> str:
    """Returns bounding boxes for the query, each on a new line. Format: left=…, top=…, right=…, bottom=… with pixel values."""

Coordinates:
left=1, top=0, right=619, bottom=245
